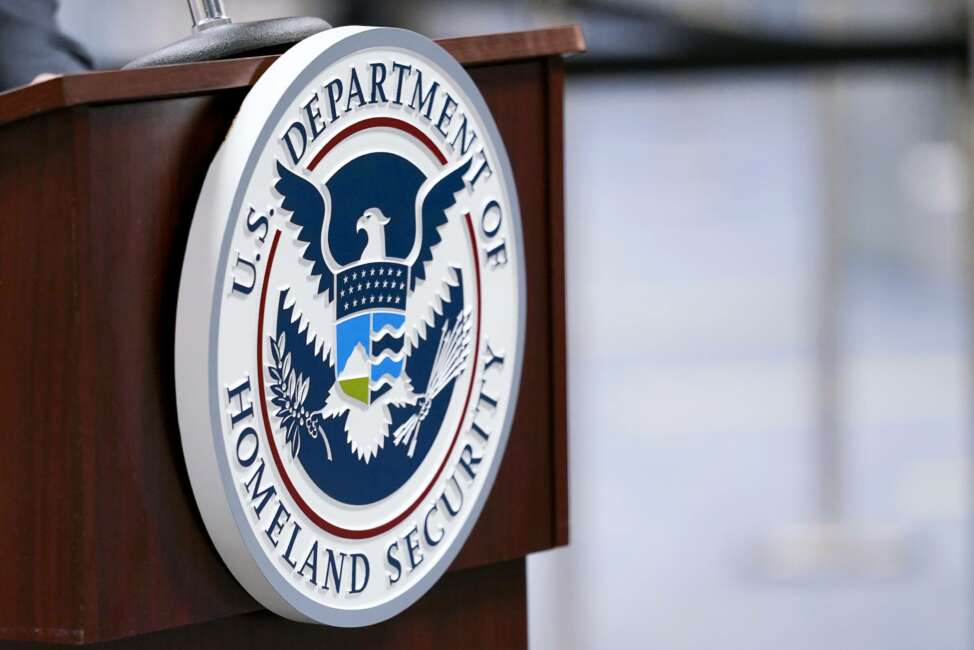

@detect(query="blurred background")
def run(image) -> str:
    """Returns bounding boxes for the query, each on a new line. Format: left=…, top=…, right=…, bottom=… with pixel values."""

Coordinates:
left=54, top=1, right=973, bottom=648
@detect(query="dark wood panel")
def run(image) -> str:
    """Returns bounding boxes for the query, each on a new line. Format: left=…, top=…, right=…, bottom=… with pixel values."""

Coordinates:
left=0, top=26, right=585, bottom=128
left=545, top=56, right=570, bottom=547
left=0, top=111, right=86, bottom=644
left=0, top=560, right=527, bottom=650
left=437, top=24, right=584, bottom=67
left=453, top=60, right=555, bottom=571
left=79, top=93, right=258, bottom=642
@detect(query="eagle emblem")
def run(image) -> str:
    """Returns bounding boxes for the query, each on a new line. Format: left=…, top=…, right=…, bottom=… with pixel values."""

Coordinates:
left=267, top=151, right=474, bottom=484
left=175, top=27, right=526, bottom=623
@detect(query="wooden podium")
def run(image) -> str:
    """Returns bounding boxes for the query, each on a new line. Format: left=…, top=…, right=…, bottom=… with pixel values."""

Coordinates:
left=0, top=26, right=583, bottom=649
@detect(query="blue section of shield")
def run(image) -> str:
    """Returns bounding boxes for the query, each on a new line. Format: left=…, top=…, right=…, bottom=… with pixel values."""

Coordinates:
left=336, top=314, right=370, bottom=374
left=371, top=356, right=403, bottom=383
left=369, top=311, right=405, bottom=387
left=373, top=311, right=404, bottom=333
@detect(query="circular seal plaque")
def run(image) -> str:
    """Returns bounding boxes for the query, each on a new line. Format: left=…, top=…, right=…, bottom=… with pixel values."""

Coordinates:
left=175, top=26, right=524, bottom=626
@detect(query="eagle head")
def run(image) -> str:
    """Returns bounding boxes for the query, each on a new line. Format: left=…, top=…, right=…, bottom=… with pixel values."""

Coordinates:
left=356, top=207, right=390, bottom=232
left=356, top=208, right=391, bottom=260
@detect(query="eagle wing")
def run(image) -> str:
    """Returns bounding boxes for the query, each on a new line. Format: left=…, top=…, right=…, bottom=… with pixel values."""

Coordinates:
left=403, top=157, right=473, bottom=351
left=409, top=157, right=472, bottom=291
left=274, top=161, right=334, bottom=300
left=268, top=162, right=340, bottom=460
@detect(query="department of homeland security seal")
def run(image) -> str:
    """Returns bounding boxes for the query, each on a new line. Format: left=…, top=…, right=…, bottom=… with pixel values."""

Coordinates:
left=175, top=26, right=524, bottom=626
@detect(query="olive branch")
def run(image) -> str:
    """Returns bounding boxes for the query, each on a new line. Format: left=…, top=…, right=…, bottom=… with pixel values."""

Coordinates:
left=268, top=331, right=332, bottom=460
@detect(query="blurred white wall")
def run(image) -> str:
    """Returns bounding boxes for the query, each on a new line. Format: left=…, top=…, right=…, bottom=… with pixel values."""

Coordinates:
left=528, top=67, right=972, bottom=650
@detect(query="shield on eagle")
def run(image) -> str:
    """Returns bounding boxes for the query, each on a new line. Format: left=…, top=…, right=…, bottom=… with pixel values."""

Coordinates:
left=326, top=153, right=425, bottom=407
left=334, top=260, right=409, bottom=405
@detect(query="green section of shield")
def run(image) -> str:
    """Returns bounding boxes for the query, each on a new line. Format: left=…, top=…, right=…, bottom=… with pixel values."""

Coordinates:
left=339, top=377, right=369, bottom=405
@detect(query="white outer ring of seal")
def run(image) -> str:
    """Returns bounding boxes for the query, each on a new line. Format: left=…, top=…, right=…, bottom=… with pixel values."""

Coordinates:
left=174, top=26, right=526, bottom=626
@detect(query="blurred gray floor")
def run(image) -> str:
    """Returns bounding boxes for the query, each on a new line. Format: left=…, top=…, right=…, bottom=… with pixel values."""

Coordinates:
left=528, top=67, right=973, bottom=650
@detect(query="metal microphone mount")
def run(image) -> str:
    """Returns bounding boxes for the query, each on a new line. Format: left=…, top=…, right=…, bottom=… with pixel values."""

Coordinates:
left=124, top=0, right=330, bottom=69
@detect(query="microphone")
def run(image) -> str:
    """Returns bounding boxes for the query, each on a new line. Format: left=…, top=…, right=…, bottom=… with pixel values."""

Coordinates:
left=124, top=0, right=330, bottom=69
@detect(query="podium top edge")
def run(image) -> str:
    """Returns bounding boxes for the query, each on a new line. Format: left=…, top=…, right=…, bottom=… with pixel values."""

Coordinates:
left=0, top=25, right=585, bottom=127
